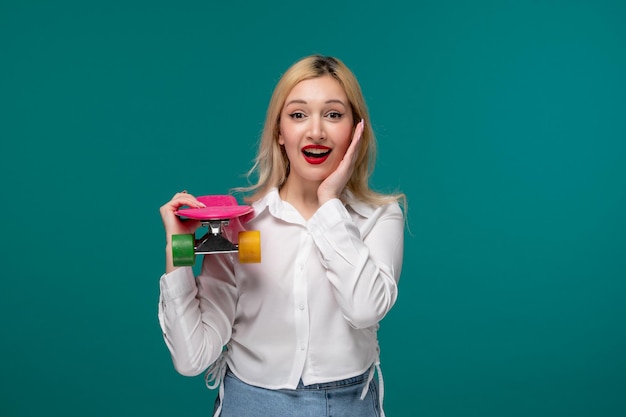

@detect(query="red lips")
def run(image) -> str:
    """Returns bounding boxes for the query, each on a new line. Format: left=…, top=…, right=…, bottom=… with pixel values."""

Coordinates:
left=302, top=145, right=332, bottom=165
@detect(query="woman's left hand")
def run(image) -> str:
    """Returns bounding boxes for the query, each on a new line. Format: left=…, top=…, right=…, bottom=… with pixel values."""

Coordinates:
left=317, top=119, right=365, bottom=205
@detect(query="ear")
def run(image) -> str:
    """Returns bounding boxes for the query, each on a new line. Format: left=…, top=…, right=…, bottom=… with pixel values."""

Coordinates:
left=278, top=133, right=284, bottom=146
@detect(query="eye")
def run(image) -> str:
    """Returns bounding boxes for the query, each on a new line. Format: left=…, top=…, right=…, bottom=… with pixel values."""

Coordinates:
left=327, top=112, right=343, bottom=119
left=288, top=112, right=305, bottom=119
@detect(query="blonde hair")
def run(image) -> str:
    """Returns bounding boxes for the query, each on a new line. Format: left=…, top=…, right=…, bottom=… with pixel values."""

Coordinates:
left=236, top=55, right=405, bottom=208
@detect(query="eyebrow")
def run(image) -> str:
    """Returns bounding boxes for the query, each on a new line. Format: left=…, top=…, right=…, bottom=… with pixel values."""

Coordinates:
left=284, top=99, right=347, bottom=107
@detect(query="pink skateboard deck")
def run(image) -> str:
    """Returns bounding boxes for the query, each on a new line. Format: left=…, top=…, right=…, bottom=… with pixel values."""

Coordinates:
left=175, top=195, right=253, bottom=220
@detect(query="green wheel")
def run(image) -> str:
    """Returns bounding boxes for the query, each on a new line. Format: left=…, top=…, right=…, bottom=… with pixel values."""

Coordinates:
left=172, top=234, right=196, bottom=266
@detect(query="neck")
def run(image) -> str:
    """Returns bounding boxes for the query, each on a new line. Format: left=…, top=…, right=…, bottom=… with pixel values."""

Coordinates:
left=279, top=177, right=321, bottom=220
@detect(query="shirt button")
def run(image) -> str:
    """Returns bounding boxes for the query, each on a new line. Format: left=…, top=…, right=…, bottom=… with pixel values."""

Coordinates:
left=298, top=304, right=305, bottom=310
left=300, top=345, right=306, bottom=351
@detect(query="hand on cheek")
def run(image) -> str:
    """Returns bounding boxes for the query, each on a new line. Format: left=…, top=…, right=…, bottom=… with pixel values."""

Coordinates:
left=317, top=119, right=364, bottom=205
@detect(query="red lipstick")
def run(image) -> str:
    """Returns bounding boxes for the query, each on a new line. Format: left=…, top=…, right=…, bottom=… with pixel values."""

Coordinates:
left=302, top=145, right=332, bottom=165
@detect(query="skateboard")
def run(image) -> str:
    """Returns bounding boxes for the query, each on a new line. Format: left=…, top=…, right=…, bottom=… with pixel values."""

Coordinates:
left=172, top=195, right=261, bottom=266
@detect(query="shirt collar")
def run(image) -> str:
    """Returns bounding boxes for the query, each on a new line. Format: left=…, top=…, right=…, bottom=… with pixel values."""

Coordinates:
left=341, top=189, right=376, bottom=218
left=251, top=188, right=285, bottom=220
left=251, top=187, right=376, bottom=220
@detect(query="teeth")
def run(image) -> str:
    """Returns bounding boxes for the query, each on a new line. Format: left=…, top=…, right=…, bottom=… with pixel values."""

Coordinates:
left=303, top=148, right=330, bottom=156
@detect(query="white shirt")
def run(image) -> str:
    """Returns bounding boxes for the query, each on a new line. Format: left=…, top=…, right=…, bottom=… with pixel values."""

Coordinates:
left=158, top=188, right=404, bottom=390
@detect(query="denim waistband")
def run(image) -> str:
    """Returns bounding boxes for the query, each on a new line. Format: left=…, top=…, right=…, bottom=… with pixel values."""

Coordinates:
left=224, top=368, right=369, bottom=391
left=296, top=370, right=369, bottom=390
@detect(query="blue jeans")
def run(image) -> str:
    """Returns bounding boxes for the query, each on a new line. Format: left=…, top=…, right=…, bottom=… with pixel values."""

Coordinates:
left=214, top=370, right=381, bottom=417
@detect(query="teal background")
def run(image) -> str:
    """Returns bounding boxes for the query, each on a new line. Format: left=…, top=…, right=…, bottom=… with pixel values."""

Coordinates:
left=2, top=1, right=625, bottom=416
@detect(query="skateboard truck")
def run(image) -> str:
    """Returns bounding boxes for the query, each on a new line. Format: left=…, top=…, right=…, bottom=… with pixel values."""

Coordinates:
left=195, top=220, right=238, bottom=255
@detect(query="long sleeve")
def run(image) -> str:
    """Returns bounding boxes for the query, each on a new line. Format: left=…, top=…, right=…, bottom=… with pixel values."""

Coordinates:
left=158, top=252, right=238, bottom=376
left=307, top=199, right=404, bottom=329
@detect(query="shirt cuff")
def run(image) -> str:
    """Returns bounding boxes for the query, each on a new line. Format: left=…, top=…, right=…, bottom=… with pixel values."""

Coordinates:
left=307, top=199, right=363, bottom=265
left=159, top=267, right=197, bottom=299
left=308, top=198, right=350, bottom=234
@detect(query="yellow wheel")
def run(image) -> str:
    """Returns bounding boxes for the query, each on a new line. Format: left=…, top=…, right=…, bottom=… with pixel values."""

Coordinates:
left=238, top=230, right=261, bottom=263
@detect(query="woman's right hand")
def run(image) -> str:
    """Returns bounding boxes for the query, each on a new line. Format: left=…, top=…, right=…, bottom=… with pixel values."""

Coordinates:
left=160, top=191, right=205, bottom=272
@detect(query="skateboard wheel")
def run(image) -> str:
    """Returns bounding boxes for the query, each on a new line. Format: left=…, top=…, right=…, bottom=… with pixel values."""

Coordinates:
left=238, top=230, right=261, bottom=263
left=172, top=234, right=196, bottom=266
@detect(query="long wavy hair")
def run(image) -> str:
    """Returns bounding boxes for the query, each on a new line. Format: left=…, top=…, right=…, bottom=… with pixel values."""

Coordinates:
left=236, top=54, right=405, bottom=208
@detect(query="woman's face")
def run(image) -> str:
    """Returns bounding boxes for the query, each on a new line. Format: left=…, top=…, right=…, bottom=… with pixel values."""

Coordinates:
left=279, top=75, right=354, bottom=186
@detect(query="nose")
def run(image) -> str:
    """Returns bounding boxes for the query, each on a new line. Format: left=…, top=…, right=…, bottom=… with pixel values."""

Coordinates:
left=307, top=116, right=325, bottom=141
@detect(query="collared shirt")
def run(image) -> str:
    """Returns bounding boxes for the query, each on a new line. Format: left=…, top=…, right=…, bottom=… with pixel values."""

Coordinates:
left=158, top=188, right=404, bottom=389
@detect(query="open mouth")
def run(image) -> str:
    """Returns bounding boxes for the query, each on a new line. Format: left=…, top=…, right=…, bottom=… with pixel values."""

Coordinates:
left=302, top=145, right=332, bottom=164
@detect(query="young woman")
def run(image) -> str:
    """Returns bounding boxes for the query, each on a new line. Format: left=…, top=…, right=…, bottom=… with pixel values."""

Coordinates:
left=159, top=55, right=406, bottom=417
